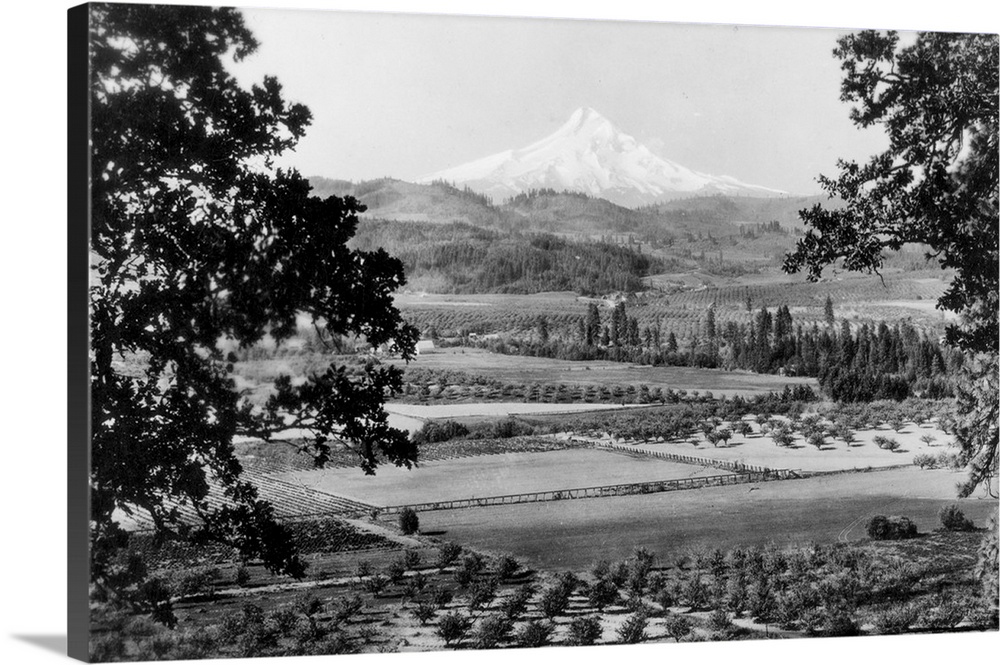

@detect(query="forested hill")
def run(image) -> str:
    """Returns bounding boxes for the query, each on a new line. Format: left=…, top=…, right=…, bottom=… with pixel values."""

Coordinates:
left=350, top=220, right=664, bottom=295
left=307, top=176, right=828, bottom=237
left=308, top=177, right=506, bottom=227
left=313, top=177, right=857, bottom=294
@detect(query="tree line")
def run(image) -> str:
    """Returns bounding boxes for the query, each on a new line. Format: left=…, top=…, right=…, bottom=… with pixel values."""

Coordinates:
left=351, top=220, right=662, bottom=294
left=460, top=300, right=956, bottom=402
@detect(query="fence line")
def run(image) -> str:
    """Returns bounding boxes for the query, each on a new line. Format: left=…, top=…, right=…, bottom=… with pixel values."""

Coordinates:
left=379, top=469, right=798, bottom=514
left=571, top=435, right=779, bottom=475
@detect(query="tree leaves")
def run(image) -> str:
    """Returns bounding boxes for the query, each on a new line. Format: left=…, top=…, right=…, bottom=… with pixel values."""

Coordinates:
left=89, top=3, right=417, bottom=620
left=784, top=30, right=998, bottom=497
left=785, top=31, right=998, bottom=356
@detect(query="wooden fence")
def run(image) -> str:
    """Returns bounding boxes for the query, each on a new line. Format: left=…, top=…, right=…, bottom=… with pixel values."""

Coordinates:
left=379, top=468, right=798, bottom=515
left=593, top=439, right=779, bottom=474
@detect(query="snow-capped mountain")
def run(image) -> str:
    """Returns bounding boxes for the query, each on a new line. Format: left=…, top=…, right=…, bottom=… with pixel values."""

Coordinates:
left=417, top=107, right=786, bottom=206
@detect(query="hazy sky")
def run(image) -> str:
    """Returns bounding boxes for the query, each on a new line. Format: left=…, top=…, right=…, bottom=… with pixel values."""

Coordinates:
left=226, top=4, right=931, bottom=195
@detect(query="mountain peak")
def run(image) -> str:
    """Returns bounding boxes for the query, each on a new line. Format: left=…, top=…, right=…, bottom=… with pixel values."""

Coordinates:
left=565, top=106, right=606, bottom=127
left=418, top=108, right=786, bottom=206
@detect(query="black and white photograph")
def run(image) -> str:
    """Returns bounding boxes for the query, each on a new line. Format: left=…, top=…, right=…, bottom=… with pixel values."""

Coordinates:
left=53, top=0, right=1000, bottom=662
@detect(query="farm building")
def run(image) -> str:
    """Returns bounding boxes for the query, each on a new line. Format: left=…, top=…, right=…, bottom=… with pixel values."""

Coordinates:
left=415, top=340, right=436, bottom=355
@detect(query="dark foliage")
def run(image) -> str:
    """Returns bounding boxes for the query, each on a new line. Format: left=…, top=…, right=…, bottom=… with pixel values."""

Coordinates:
left=616, top=611, right=648, bottom=644
left=398, top=507, right=420, bottom=535
left=566, top=615, right=603, bottom=646
left=436, top=612, right=472, bottom=646
left=468, top=300, right=954, bottom=401
left=939, top=505, right=976, bottom=532
left=515, top=620, right=555, bottom=648
left=784, top=31, right=998, bottom=356
left=352, top=220, right=661, bottom=295
left=89, top=3, right=417, bottom=622
left=866, top=515, right=918, bottom=540
left=781, top=29, right=998, bottom=498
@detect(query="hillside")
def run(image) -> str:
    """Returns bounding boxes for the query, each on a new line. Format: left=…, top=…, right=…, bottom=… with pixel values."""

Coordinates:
left=350, top=220, right=662, bottom=295
left=309, top=177, right=821, bottom=237
left=308, top=177, right=507, bottom=227
left=647, top=194, right=843, bottom=230
left=307, top=177, right=936, bottom=295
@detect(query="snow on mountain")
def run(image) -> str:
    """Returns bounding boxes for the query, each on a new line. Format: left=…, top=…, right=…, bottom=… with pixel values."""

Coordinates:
left=417, top=107, right=786, bottom=206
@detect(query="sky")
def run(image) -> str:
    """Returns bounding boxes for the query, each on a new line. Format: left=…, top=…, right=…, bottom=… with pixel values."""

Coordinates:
left=221, top=3, right=939, bottom=195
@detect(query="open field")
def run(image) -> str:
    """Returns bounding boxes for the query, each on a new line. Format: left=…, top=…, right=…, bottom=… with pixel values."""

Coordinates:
left=273, top=447, right=729, bottom=507
left=419, top=467, right=997, bottom=571
left=390, top=347, right=816, bottom=397
left=623, top=420, right=954, bottom=473
left=394, top=272, right=954, bottom=340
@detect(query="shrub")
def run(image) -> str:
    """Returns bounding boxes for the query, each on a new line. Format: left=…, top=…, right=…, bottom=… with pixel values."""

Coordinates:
left=90, top=634, right=127, bottom=661
left=176, top=568, right=221, bottom=599
left=624, top=594, right=650, bottom=613
left=655, top=587, right=675, bottom=613
left=587, top=578, right=620, bottom=610
left=498, top=584, right=535, bottom=621
left=556, top=570, right=581, bottom=595
left=266, top=607, right=301, bottom=636
left=436, top=612, right=472, bottom=646
left=333, top=594, right=364, bottom=625
left=461, top=551, right=485, bottom=574
left=866, top=515, right=918, bottom=540
left=492, top=554, right=520, bottom=580
left=590, top=559, right=610, bottom=580
left=807, top=432, right=826, bottom=449
left=171, top=628, right=218, bottom=660
left=453, top=566, right=474, bottom=588
left=939, top=504, right=975, bottom=531
left=515, top=620, right=555, bottom=648
left=226, top=605, right=280, bottom=657
left=870, top=603, right=918, bottom=635
left=474, top=614, right=514, bottom=649
left=912, top=453, right=937, bottom=469
left=539, top=585, right=571, bottom=618
left=646, top=571, right=667, bottom=595
left=403, top=550, right=421, bottom=570
left=873, top=435, right=901, bottom=451
left=362, top=573, right=388, bottom=597
left=566, top=615, right=603, bottom=646
left=295, top=594, right=324, bottom=618
left=663, top=613, right=692, bottom=642
left=492, top=417, right=534, bottom=439
left=616, top=611, right=648, bottom=644
left=412, top=601, right=437, bottom=625
left=963, top=600, right=1000, bottom=629
left=936, top=451, right=964, bottom=470
left=398, top=507, right=420, bottom=535
left=684, top=573, right=710, bottom=609
left=387, top=558, right=407, bottom=585
left=605, top=560, right=629, bottom=587
left=824, top=610, right=860, bottom=637
left=412, top=419, right=469, bottom=444
left=467, top=577, right=499, bottom=612
left=432, top=587, right=454, bottom=609
left=234, top=565, right=251, bottom=587
left=917, top=594, right=966, bottom=630
left=708, top=607, right=735, bottom=633
left=436, top=542, right=463, bottom=570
